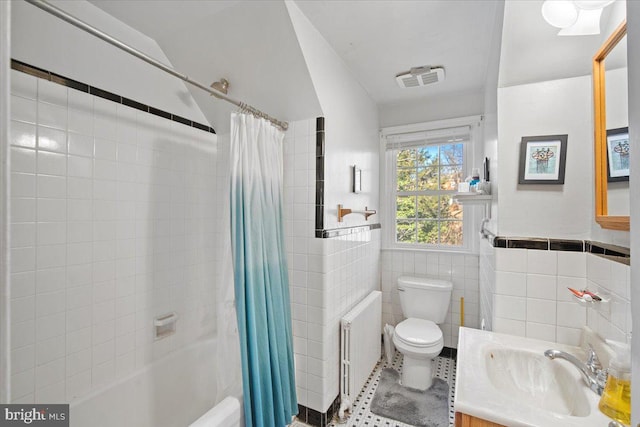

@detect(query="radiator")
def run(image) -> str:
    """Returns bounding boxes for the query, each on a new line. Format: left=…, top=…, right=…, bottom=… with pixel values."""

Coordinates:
left=339, top=290, right=382, bottom=418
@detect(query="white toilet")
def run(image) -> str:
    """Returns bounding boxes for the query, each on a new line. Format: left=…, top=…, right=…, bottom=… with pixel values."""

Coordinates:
left=392, top=275, right=452, bottom=390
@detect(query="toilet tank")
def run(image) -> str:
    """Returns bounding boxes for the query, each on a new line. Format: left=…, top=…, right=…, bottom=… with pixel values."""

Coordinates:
left=397, top=276, right=452, bottom=323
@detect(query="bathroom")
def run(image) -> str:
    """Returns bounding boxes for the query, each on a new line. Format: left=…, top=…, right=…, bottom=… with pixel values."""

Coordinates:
left=0, top=0, right=638, bottom=426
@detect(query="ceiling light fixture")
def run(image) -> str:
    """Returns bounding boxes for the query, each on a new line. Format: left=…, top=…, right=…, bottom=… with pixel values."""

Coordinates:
left=573, top=0, right=616, bottom=10
left=542, top=0, right=579, bottom=28
left=541, top=0, right=615, bottom=35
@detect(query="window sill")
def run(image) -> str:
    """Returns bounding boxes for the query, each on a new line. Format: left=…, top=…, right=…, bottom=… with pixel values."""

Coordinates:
left=381, top=246, right=479, bottom=256
left=452, top=194, right=492, bottom=204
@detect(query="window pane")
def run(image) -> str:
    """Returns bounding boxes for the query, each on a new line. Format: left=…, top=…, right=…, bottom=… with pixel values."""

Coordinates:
left=440, top=143, right=463, bottom=165
left=396, top=196, right=416, bottom=219
left=417, top=196, right=438, bottom=219
left=417, top=146, right=439, bottom=166
left=439, top=195, right=463, bottom=219
left=417, top=220, right=439, bottom=244
left=417, top=167, right=438, bottom=190
left=397, top=168, right=416, bottom=191
left=397, top=149, right=416, bottom=168
left=440, top=221, right=463, bottom=246
left=440, top=165, right=463, bottom=190
left=393, top=141, right=466, bottom=248
left=397, top=221, right=416, bottom=243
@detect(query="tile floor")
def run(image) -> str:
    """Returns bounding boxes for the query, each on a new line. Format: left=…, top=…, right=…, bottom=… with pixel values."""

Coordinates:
left=292, top=350, right=457, bottom=427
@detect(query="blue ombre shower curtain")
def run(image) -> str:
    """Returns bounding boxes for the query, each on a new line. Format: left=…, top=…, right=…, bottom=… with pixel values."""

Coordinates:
left=229, top=113, right=297, bottom=427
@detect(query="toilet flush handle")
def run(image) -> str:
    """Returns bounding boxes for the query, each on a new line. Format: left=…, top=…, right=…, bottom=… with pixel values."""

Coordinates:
left=398, top=288, right=405, bottom=292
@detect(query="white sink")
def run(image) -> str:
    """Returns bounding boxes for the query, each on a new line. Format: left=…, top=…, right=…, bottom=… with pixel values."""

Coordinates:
left=455, top=327, right=614, bottom=427
left=484, top=347, right=590, bottom=417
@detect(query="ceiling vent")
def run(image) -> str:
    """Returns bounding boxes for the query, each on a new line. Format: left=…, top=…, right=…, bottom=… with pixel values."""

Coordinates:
left=395, top=66, right=445, bottom=88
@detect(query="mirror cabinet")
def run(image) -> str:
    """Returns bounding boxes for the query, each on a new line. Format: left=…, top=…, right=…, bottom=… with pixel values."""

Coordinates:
left=593, top=20, right=629, bottom=231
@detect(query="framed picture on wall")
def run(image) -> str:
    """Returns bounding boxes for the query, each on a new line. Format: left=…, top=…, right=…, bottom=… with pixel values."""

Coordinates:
left=518, top=134, right=568, bottom=185
left=606, top=127, right=629, bottom=182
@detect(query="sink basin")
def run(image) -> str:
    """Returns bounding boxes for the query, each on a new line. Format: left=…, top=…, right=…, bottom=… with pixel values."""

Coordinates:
left=484, top=347, right=590, bottom=417
left=455, top=327, right=614, bottom=427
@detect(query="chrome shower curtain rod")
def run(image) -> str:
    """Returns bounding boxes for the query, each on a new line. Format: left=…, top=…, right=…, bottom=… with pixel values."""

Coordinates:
left=25, top=0, right=289, bottom=131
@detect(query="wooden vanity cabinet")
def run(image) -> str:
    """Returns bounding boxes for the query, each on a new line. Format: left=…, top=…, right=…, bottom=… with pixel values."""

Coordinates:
left=455, top=412, right=507, bottom=427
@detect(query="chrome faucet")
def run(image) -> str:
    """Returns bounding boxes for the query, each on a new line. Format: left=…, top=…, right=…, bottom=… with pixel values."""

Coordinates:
left=544, top=345, right=608, bottom=396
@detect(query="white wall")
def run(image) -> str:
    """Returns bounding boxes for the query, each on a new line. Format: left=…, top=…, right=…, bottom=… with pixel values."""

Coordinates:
left=482, top=1, right=504, bottom=235
left=8, top=70, right=219, bottom=403
left=283, top=118, right=381, bottom=413
left=477, top=2, right=503, bottom=334
left=498, top=59, right=630, bottom=248
left=496, top=75, right=631, bottom=245
left=282, top=118, right=318, bottom=410
left=316, top=232, right=380, bottom=411
left=285, top=1, right=379, bottom=231
left=11, top=0, right=208, bottom=126
left=626, top=1, right=640, bottom=424
left=492, top=248, right=586, bottom=343
left=1, top=0, right=11, bottom=404
left=282, top=118, right=318, bottom=411
left=378, top=90, right=484, bottom=129
left=497, top=76, right=592, bottom=239
left=152, top=0, right=322, bottom=136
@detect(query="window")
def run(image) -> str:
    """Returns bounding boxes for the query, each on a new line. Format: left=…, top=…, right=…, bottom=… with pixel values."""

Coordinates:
left=393, top=142, right=465, bottom=246
left=382, top=118, right=480, bottom=251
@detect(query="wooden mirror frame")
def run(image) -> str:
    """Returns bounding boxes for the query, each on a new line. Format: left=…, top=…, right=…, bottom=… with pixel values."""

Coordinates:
left=593, top=20, right=629, bottom=231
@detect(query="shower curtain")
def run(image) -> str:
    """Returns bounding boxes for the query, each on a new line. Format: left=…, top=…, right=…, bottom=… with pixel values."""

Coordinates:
left=229, top=113, right=298, bottom=427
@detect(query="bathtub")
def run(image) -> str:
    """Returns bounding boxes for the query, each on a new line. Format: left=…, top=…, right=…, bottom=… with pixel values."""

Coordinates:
left=70, top=338, right=239, bottom=427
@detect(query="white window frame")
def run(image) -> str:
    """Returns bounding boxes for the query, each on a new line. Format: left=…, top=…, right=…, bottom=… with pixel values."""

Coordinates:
left=380, top=116, right=483, bottom=254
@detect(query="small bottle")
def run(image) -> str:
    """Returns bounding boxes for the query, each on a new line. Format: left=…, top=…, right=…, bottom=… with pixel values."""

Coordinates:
left=469, top=168, right=480, bottom=186
left=469, top=168, right=480, bottom=192
left=598, top=340, right=631, bottom=426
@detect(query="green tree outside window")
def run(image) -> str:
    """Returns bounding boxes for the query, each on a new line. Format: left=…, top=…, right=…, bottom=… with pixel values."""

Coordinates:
left=395, top=143, right=464, bottom=246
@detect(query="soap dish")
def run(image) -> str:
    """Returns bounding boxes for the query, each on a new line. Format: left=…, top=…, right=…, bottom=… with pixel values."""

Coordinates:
left=569, top=288, right=610, bottom=314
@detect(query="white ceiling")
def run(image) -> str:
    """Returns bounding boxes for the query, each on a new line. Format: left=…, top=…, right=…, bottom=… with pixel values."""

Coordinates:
left=84, top=0, right=628, bottom=131
left=88, top=0, right=503, bottom=130
left=499, top=0, right=626, bottom=88
left=295, top=0, right=501, bottom=106
left=86, top=1, right=240, bottom=43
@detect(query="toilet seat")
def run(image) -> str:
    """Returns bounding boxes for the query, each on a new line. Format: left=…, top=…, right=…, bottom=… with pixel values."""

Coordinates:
left=394, top=318, right=443, bottom=349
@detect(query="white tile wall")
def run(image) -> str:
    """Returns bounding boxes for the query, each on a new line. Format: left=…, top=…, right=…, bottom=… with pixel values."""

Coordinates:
left=283, top=118, right=316, bottom=410
left=491, top=247, right=631, bottom=346
left=479, top=238, right=495, bottom=332
left=380, top=249, right=480, bottom=349
left=9, top=70, right=218, bottom=403
left=283, top=118, right=382, bottom=413
left=319, top=230, right=380, bottom=412
left=586, top=253, right=632, bottom=344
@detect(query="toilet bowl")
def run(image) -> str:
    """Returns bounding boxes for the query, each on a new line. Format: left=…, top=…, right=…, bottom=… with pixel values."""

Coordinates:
left=393, top=276, right=452, bottom=390
left=393, top=318, right=443, bottom=389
